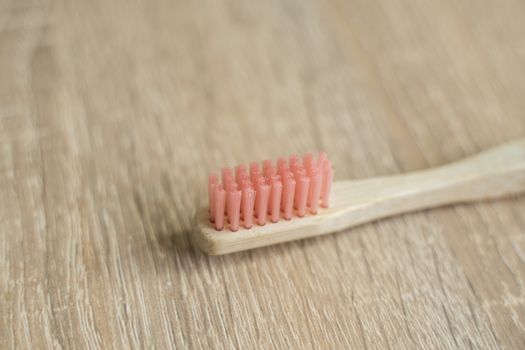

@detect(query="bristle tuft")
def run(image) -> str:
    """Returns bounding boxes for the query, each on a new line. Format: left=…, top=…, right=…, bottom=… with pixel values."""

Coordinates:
left=222, top=168, right=232, bottom=184
left=242, top=187, right=255, bottom=228
left=296, top=176, right=310, bottom=217
left=308, top=167, right=322, bottom=214
left=321, top=160, right=334, bottom=208
left=214, top=185, right=226, bottom=230
left=227, top=190, right=241, bottom=231
left=270, top=180, right=282, bottom=222
left=282, top=173, right=296, bottom=220
left=208, top=173, right=218, bottom=221
left=256, top=183, right=270, bottom=226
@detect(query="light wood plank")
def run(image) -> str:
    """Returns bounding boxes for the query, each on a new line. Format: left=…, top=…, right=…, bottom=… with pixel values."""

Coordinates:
left=1, top=0, right=525, bottom=348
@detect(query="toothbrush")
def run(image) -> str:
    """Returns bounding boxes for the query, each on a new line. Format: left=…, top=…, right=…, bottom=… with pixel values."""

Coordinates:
left=194, top=139, right=525, bottom=255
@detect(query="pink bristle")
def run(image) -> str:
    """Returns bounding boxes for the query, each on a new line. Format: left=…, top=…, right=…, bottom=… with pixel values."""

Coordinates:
left=289, top=154, right=298, bottom=172
left=242, top=187, right=255, bottom=228
left=236, top=171, right=249, bottom=188
left=267, top=176, right=275, bottom=214
left=254, top=176, right=265, bottom=217
left=241, top=184, right=252, bottom=208
left=321, top=160, right=334, bottom=208
left=208, top=173, right=218, bottom=222
left=263, top=159, right=272, bottom=173
left=235, top=164, right=246, bottom=182
left=306, top=166, right=316, bottom=206
left=318, top=152, right=327, bottom=189
left=223, top=179, right=237, bottom=216
left=303, top=153, right=313, bottom=172
left=227, top=190, right=241, bottom=231
left=270, top=180, right=282, bottom=222
left=239, top=174, right=249, bottom=188
left=266, top=175, right=280, bottom=213
left=250, top=162, right=260, bottom=185
left=224, top=179, right=237, bottom=193
left=240, top=179, right=252, bottom=190
left=277, top=157, right=287, bottom=176
left=267, top=175, right=281, bottom=214
left=277, top=157, right=286, bottom=168
left=264, top=164, right=275, bottom=180
left=255, top=176, right=265, bottom=188
left=296, top=176, right=310, bottom=217
left=292, top=164, right=304, bottom=179
left=214, top=186, right=226, bottom=230
left=282, top=173, right=296, bottom=220
left=318, top=152, right=327, bottom=168
left=256, top=183, right=270, bottom=226
left=308, top=167, right=322, bottom=214
left=223, top=172, right=234, bottom=187
left=239, top=179, right=251, bottom=217
left=293, top=167, right=306, bottom=208
left=222, top=167, right=232, bottom=184
left=235, top=164, right=244, bottom=175
left=268, top=175, right=282, bottom=214
left=280, top=172, right=288, bottom=208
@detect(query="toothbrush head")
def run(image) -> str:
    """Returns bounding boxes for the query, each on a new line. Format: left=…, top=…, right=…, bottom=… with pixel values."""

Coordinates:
left=206, top=152, right=334, bottom=232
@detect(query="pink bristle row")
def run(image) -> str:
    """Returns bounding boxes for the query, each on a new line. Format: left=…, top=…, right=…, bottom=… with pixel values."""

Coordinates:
left=208, top=152, right=334, bottom=231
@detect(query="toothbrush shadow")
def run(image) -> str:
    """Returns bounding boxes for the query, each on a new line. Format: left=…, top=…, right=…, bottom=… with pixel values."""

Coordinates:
left=130, top=192, right=198, bottom=267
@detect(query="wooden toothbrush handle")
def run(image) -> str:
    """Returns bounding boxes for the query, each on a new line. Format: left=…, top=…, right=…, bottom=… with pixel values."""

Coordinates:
left=331, top=138, right=525, bottom=224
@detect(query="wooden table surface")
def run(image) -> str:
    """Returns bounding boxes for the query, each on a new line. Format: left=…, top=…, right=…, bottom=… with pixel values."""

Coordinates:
left=2, top=0, right=525, bottom=348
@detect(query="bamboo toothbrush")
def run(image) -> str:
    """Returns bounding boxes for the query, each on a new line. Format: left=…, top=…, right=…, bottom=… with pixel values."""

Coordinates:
left=194, top=139, right=525, bottom=255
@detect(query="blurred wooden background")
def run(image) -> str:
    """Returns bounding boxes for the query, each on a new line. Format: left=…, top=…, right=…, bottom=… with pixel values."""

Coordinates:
left=2, top=0, right=525, bottom=348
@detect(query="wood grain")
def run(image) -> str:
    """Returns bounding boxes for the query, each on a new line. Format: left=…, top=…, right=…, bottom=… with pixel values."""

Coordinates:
left=1, top=0, right=525, bottom=348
